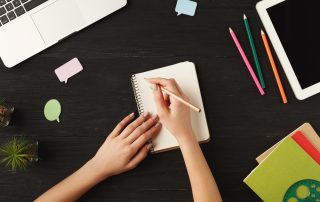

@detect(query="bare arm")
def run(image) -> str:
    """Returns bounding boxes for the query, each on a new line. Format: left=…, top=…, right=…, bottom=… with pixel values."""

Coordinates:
left=36, top=113, right=161, bottom=202
left=35, top=159, right=105, bottom=202
left=178, top=135, right=222, bottom=202
left=147, top=78, right=222, bottom=202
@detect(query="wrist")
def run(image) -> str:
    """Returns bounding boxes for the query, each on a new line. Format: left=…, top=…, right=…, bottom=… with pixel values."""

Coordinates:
left=85, top=158, right=110, bottom=183
left=176, top=131, right=197, bottom=146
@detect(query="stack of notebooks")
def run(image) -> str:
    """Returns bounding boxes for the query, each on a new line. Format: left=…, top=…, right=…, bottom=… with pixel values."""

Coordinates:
left=244, top=123, right=320, bottom=201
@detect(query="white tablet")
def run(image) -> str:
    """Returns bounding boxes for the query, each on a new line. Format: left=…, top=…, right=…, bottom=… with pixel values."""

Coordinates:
left=256, top=0, right=319, bottom=100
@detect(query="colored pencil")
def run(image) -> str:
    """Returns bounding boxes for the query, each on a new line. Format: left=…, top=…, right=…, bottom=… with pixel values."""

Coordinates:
left=244, top=14, right=266, bottom=89
left=149, top=84, right=201, bottom=113
left=160, top=87, right=201, bottom=112
left=229, top=27, right=265, bottom=95
left=261, top=30, right=288, bottom=104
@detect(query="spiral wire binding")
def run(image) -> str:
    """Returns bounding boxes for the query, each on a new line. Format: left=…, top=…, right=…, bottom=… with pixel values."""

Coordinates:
left=131, top=75, right=145, bottom=115
left=131, top=75, right=154, bottom=152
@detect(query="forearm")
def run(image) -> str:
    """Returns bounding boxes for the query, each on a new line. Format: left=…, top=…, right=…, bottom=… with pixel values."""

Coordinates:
left=178, top=134, right=222, bottom=202
left=35, top=113, right=160, bottom=202
left=35, top=159, right=104, bottom=202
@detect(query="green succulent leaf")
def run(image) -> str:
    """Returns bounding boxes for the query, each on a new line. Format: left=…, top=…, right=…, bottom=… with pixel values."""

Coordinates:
left=0, top=137, right=37, bottom=172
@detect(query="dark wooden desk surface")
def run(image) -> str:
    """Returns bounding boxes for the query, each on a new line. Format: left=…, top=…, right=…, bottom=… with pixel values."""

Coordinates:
left=1, top=0, right=320, bottom=201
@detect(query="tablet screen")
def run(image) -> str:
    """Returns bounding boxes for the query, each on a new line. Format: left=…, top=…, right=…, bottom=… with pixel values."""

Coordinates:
left=267, top=0, right=319, bottom=89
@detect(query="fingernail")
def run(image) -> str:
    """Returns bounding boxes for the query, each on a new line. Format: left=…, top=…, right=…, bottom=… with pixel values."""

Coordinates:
left=129, top=112, right=135, bottom=117
left=147, top=143, right=153, bottom=150
left=143, top=112, right=149, bottom=117
left=152, top=115, right=158, bottom=120
left=154, top=122, right=161, bottom=128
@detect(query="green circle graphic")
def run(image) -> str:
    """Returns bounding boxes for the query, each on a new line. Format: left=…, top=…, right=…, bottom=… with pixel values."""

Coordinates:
left=284, top=179, right=320, bottom=202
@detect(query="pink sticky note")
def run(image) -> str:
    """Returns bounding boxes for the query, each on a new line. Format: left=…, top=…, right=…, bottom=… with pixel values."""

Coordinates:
left=55, top=58, right=83, bottom=83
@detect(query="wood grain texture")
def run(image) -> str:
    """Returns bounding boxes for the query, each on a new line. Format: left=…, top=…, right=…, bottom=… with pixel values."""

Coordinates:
left=1, top=0, right=320, bottom=201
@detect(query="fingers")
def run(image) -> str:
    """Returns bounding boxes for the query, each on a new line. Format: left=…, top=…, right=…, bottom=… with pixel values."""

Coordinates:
left=146, top=77, right=170, bottom=87
left=131, top=123, right=161, bottom=151
left=147, top=78, right=190, bottom=106
left=153, top=84, right=169, bottom=116
left=126, top=143, right=153, bottom=170
left=119, top=113, right=150, bottom=139
left=163, top=93, right=170, bottom=106
left=163, top=93, right=169, bottom=102
left=126, top=115, right=159, bottom=143
left=146, top=78, right=182, bottom=96
left=110, top=113, right=135, bottom=137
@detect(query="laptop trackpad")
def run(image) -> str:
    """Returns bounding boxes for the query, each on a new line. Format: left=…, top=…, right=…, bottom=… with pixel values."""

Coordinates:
left=32, top=0, right=84, bottom=44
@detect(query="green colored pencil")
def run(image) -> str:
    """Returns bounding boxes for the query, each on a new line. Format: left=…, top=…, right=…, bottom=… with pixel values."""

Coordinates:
left=244, top=14, right=265, bottom=88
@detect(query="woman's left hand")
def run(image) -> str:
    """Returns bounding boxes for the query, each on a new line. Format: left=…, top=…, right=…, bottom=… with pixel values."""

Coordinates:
left=90, top=112, right=161, bottom=179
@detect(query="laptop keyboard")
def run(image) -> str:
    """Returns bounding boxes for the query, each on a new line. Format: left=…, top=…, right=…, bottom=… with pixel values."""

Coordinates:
left=0, top=0, right=48, bottom=27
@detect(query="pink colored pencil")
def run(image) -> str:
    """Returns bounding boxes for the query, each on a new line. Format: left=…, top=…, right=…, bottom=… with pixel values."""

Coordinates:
left=229, top=27, right=265, bottom=95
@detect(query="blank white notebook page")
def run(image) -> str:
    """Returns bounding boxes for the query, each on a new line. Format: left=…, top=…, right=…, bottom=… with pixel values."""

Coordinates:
left=132, top=61, right=210, bottom=152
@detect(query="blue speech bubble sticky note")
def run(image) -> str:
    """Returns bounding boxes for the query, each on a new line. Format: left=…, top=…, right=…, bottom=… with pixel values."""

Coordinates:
left=175, top=0, right=197, bottom=16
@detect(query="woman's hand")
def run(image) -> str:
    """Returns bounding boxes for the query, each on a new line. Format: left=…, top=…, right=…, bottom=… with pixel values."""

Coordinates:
left=146, top=78, right=196, bottom=143
left=36, top=113, right=161, bottom=202
left=91, top=112, right=161, bottom=179
left=146, top=78, right=223, bottom=202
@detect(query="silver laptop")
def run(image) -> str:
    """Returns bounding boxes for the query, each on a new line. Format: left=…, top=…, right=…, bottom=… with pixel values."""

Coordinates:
left=0, top=0, right=127, bottom=68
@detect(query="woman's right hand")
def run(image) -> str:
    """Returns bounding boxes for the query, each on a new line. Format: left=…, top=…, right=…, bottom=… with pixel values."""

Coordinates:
left=146, top=78, right=223, bottom=202
left=146, top=78, right=196, bottom=143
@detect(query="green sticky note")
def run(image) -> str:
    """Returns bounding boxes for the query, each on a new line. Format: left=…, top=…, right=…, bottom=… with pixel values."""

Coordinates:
left=44, top=99, right=61, bottom=122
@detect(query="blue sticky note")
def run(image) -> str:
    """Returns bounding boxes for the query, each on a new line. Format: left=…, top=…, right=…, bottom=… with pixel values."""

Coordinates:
left=175, top=0, right=197, bottom=16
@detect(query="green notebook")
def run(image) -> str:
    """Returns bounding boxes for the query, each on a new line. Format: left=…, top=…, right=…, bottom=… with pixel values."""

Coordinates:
left=244, top=137, right=320, bottom=202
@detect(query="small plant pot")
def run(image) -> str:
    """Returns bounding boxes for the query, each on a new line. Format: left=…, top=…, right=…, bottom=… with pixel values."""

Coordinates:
left=0, top=138, right=39, bottom=172
left=27, top=141, right=39, bottom=163
left=0, top=102, right=14, bottom=127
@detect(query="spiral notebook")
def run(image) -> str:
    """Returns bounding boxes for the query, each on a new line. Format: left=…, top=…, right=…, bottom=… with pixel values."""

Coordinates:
left=131, top=61, right=211, bottom=153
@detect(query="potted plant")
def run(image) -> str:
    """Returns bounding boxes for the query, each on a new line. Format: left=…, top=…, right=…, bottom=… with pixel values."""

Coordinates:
left=0, top=98, right=14, bottom=127
left=0, top=137, right=39, bottom=172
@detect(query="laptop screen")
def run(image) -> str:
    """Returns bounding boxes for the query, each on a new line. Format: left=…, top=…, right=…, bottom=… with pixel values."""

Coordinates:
left=267, top=0, right=319, bottom=89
